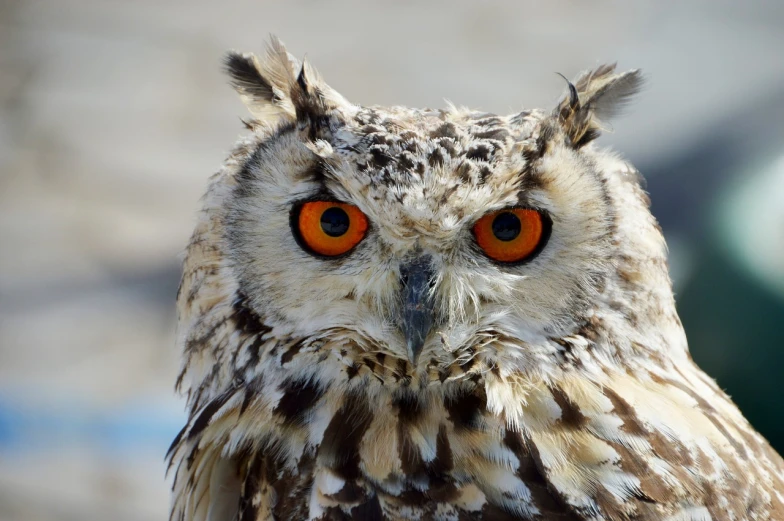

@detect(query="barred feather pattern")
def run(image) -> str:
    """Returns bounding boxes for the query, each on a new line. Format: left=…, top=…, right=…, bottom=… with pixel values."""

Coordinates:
left=167, top=39, right=784, bottom=521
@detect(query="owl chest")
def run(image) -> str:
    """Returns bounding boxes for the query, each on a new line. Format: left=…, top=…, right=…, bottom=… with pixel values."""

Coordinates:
left=259, top=380, right=540, bottom=519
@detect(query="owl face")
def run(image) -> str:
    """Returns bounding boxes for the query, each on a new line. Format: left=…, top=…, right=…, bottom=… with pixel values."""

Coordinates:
left=225, top=89, right=623, bottom=367
left=170, top=43, right=784, bottom=521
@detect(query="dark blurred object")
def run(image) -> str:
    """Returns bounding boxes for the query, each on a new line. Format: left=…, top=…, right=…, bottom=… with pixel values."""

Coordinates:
left=641, top=87, right=784, bottom=451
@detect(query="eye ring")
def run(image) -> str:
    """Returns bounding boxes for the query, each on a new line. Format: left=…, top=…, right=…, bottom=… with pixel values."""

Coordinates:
left=473, top=207, right=551, bottom=264
left=292, top=200, right=369, bottom=258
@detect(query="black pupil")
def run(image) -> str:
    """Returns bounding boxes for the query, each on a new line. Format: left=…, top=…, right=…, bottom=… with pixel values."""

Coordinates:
left=492, top=212, right=521, bottom=241
left=320, top=207, right=350, bottom=237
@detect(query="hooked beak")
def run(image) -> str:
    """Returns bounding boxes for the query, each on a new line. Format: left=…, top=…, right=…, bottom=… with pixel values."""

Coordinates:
left=399, top=257, right=436, bottom=364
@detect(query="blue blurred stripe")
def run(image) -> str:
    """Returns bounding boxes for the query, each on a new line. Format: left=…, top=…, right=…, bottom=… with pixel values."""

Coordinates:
left=0, top=397, right=186, bottom=453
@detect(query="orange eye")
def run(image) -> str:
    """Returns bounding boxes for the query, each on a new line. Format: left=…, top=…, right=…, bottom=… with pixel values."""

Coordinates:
left=294, top=201, right=368, bottom=257
left=473, top=208, right=550, bottom=264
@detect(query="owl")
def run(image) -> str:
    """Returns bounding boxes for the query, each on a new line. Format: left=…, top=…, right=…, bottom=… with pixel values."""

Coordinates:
left=166, top=38, right=784, bottom=521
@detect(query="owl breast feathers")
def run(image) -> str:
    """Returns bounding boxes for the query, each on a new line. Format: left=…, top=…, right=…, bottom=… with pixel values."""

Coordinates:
left=167, top=38, right=784, bottom=521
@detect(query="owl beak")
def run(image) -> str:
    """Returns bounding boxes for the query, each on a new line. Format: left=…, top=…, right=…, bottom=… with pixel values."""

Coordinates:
left=399, top=257, right=436, bottom=364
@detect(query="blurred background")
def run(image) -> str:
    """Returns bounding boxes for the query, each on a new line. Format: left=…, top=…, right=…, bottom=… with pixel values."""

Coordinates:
left=1, top=0, right=783, bottom=519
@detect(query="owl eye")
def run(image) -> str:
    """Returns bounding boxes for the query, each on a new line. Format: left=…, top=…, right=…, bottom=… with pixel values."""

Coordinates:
left=473, top=208, right=550, bottom=264
left=294, top=201, right=369, bottom=257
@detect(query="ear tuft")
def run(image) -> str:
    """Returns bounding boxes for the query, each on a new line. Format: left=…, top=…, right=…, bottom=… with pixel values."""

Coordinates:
left=223, top=36, right=302, bottom=124
left=289, top=57, right=341, bottom=128
left=296, top=58, right=316, bottom=95
left=224, top=37, right=351, bottom=129
left=576, top=65, right=644, bottom=121
left=554, top=64, right=643, bottom=148
left=224, top=52, right=276, bottom=103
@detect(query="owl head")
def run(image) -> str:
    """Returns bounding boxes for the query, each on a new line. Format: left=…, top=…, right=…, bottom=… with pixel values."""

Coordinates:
left=178, top=38, right=684, bottom=404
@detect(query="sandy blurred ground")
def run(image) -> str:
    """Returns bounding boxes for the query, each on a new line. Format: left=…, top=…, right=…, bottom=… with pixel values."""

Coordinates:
left=0, top=1, right=783, bottom=519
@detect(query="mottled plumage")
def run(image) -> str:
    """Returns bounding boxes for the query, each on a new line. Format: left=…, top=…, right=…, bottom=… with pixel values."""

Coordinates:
left=167, top=38, right=784, bottom=521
